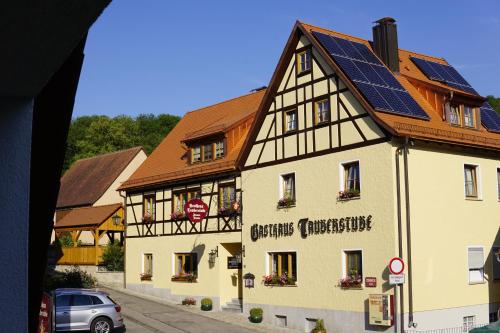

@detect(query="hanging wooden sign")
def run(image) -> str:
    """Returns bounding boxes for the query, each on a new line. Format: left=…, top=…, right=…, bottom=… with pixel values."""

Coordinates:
left=184, top=198, right=208, bottom=223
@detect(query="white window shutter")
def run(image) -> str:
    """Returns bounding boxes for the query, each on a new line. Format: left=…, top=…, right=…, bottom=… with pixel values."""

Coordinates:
left=468, top=247, right=484, bottom=269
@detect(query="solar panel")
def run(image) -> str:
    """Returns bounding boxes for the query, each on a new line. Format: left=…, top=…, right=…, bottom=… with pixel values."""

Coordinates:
left=410, top=57, right=478, bottom=95
left=312, top=31, right=429, bottom=120
left=480, top=102, right=500, bottom=133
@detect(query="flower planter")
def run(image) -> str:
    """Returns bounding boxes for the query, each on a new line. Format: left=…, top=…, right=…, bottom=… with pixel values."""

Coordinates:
left=249, top=315, right=262, bottom=323
left=201, top=304, right=212, bottom=311
left=140, top=275, right=152, bottom=281
left=171, top=275, right=197, bottom=283
left=312, top=330, right=327, bottom=333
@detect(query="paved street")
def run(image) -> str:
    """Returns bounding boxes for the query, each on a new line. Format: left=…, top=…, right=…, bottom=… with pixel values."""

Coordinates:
left=100, top=287, right=264, bottom=333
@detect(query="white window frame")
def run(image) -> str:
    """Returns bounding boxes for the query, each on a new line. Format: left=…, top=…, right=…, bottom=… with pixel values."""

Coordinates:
left=278, top=172, right=296, bottom=202
left=142, top=252, right=153, bottom=278
left=285, top=110, right=297, bottom=132
left=341, top=248, right=363, bottom=279
left=265, top=250, right=298, bottom=277
left=467, top=246, right=485, bottom=284
left=463, top=315, right=476, bottom=333
left=463, top=163, right=482, bottom=200
left=339, top=160, right=361, bottom=193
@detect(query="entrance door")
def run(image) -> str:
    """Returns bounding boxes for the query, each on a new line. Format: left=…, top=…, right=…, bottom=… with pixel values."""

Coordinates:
left=220, top=243, right=242, bottom=304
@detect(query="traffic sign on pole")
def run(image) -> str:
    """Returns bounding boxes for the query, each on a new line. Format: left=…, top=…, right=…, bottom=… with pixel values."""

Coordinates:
left=389, top=257, right=405, bottom=275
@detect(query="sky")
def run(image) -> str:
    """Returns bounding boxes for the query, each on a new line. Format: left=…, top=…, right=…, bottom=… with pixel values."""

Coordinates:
left=73, top=0, right=500, bottom=118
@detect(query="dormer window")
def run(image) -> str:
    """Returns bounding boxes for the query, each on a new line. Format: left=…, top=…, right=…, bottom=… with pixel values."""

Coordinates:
left=192, top=147, right=201, bottom=163
left=215, top=141, right=224, bottom=159
left=190, top=140, right=224, bottom=164
left=448, top=104, right=461, bottom=126
left=463, top=106, right=475, bottom=128
left=203, top=144, right=213, bottom=161
left=445, top=103, right=477, bottom=129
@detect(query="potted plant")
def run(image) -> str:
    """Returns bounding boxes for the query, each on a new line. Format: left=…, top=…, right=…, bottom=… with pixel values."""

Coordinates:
left=142, top=212, right=153, bottom=223
left=339, top=270, right=362, bottom=289
left=170, top=210, right=185, bottom=221
left=140, top=273, right=152, bottom=281
left=263, top=273, right=296, bottom=286
left=219, top=201, right=241, bottom=217
left=181, top=297, right=196, bottom=306
left=200, top=298, right=212, bottom=311
left=337, top=189, right=360, bottom=200
left=277, top=196, right=294, bottom=208
left=311, top=319, right=327, bottom=333
left=171, top=273, right=197, bottom=282
left=249, top=308, right=263, bottom=323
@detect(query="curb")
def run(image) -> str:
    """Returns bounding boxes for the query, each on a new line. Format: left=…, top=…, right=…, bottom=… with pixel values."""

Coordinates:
left=99, top=284, right=301, bottom=333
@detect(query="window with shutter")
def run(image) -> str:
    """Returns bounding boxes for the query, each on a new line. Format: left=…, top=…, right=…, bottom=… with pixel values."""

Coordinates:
left=468, top=247, right=484, bottom=284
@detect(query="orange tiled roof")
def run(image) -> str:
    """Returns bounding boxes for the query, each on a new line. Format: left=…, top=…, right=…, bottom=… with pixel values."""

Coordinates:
left=120, top=89, right=266, bottom=190
left=300, top=22, right=500, bottom=150
left=54, top=203, right=122, bottom=229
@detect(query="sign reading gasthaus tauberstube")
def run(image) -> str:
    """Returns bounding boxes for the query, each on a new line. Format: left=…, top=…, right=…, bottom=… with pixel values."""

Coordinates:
left=250, top=215, right=373, bottom=241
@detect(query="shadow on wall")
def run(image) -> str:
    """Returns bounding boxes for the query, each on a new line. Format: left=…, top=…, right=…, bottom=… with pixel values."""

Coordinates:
left=487, top=227, right=500, bottom=321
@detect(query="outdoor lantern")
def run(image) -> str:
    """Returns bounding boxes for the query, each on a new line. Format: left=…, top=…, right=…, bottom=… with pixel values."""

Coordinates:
left=111, top=214, right=122, bottom=226
left=243, top=273, right=255, bottom=288
left=208, top=246, right=218, bottom=265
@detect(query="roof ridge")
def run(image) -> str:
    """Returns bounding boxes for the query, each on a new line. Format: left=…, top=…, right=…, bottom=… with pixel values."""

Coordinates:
left=184, top=89, right=266, bottom=116
left=300, top=21, right=447, bottom=63
left=74, top=146, right=143, bottom=163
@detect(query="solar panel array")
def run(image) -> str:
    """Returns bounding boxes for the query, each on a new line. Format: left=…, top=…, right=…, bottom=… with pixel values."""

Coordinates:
left=410, top=57, right=478, bottom=95
left=480, top=102, right=500, bottom=133
left=312, top=31, right=429, bottom=120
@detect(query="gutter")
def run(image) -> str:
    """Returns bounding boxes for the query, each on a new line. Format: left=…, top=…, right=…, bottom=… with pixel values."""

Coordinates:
left=395, top=143, right=405, bottom=332
left=396, top=137, right=416, bottom=329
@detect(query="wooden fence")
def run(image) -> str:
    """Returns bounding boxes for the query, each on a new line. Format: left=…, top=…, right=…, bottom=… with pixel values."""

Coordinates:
left=57, top=246, right=105, bottom=265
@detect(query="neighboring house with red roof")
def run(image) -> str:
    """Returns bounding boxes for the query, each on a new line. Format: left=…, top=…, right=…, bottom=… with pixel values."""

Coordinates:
left=52, top=147, right=147, bottom=265
left=239, top=19, right=500, bottom=332
left=119, top=89, right=265, bottom=310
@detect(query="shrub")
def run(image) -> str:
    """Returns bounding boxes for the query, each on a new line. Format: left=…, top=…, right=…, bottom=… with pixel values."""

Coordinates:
left=250, top=308, right=263, bottom=317
left=101, top=241, right=124, bottom=271
left=201, top=298, right=212, bottom=306
left=313, top=319, right=325, bottom=331
left=44, top=266, right=96, bottom=291
left=58, top=234, right=74, bottom=248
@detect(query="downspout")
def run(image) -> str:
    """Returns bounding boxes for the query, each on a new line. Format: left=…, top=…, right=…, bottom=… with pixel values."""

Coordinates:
left=395, top=144, right=405, bottom=332
left=403, top=137, right=416, bottom=328
left=119, top=190, right=127, bottom=289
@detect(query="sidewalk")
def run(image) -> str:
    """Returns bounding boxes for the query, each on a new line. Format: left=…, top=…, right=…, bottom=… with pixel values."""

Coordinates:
left=100, top=284, right=302, bottom=333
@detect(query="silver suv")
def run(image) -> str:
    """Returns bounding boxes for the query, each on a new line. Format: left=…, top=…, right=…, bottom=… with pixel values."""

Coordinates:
left=54, top=288, right=124, bottom=333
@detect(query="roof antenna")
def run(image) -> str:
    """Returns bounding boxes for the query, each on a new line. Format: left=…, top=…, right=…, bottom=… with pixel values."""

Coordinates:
left=250, top=86, right=267, bottom=92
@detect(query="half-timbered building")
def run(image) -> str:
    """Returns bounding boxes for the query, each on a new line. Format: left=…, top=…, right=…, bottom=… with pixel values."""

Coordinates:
left=238, top=19, right=500, bottom=332
left=119, top=90, right=265, bottom=310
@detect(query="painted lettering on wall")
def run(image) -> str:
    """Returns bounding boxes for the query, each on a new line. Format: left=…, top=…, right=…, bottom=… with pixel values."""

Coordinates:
left=250, top=222, right=294, bottom=241
left=298, top=215, right=372, bottom=239
left=250, top=215, right=372, bottom=241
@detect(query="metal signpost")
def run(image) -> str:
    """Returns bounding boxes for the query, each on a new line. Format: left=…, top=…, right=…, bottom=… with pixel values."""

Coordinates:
left=388, top=257, right=405, bottom=333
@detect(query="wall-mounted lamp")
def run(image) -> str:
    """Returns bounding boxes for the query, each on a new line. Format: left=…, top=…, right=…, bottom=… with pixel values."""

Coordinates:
left=111, top=214, right=122, bottom=226
left=208, top=246, right=218, bottom=265
left=243, top=273, right=255, bottom=288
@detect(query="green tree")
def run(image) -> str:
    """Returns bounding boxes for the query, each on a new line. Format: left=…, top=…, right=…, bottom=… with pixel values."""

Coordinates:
left=63, top=113, right=180, bottom=173
left=486, top=95, right=500, bottom=115
left=101, top=241, right=124, bottom=271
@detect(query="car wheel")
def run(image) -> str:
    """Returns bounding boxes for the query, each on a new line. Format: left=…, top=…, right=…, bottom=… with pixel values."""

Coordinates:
left=91, top=317, right=113, bottom=333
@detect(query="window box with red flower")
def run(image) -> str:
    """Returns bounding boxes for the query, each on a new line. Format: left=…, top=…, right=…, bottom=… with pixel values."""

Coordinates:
left=262, top=273, right=296, bottom=287
left=170, top=210, right=185, bottom=221
left=171, top=273, right=197, bottom=283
